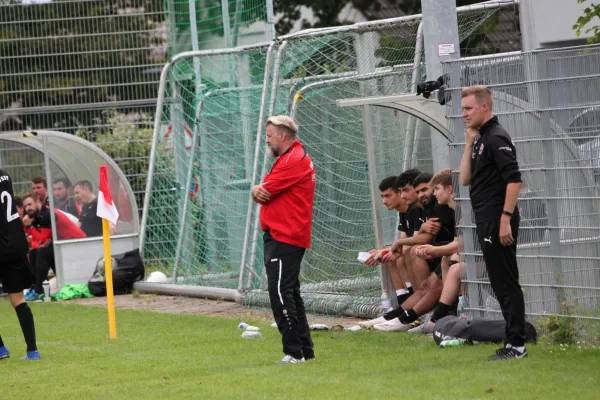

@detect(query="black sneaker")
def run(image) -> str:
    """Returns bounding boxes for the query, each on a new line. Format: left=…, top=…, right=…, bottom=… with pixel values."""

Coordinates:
left=489, top=345, right=528, bottom=361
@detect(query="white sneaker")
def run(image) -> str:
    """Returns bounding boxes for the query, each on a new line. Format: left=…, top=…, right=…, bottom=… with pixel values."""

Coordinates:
left=358, top=316, right=386, bottom=329
left=373, top=318, right=412, bottom=332
left=280, top=355, right=305, bottom=364
left=408, top=321, right=435, bottom=334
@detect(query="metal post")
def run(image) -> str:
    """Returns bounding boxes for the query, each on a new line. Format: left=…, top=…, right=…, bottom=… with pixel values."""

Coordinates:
left=140, top=63, right=172, bottom=254
left=188, top=0, right=203, bottom=92
left=238, top=42, right=276, bottom=291
left=172, top=94, right=205, bottom=281
left=265, top=0, right=276, bottom=41
left=423, top=0, right=479, bottom=317
left=421, top=0, right=460, bottom=171
left=518, top=0, right=537, bottom=52
left=403, top=21, right=424, bottom=170
left=447, top=57, right=481, bottom=318
left=221, top=0, right=234, bottom=48
left=41, top=136, right=62, bottom=286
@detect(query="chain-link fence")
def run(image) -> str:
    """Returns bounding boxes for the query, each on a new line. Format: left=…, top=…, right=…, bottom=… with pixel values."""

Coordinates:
left=141, top=1, right=520, bottom=317
left=444, top=45, right=600, bottom=345
left=0, top=0, right=166, bottom=209
left=0, top=0, right=270, bottom=211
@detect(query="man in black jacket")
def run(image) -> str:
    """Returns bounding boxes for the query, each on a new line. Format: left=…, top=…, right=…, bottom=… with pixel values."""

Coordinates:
left=459, top=85, right=527, bottom=360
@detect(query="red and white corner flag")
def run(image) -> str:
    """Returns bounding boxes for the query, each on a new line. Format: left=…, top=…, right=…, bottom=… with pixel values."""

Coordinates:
left=97, top=166, right=119, bottom=225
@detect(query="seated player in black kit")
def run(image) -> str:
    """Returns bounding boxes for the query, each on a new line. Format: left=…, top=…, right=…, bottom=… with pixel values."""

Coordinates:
left=384, top=170, right=456, bottom=330
left=360, top=175, right=413, bottom=330
left=363, top=170, right=430, bottom=332
left=0, top=169, right=41, bottom=360
left=411, top=169, right=462, bottom=333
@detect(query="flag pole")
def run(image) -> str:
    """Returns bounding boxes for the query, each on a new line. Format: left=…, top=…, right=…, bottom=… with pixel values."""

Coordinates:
left=103, top=217, right=117, bottom=339
left=98, top=165, right=118, bottom=340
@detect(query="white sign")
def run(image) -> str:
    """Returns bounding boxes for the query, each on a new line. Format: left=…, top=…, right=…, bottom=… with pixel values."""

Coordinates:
left=438, top=43, right=456, bottom=57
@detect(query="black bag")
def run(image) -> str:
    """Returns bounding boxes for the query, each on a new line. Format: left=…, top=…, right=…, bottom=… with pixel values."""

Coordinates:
left=88, top=248, right=145, bottom=296
left=433, top=316, right=538, bottom=345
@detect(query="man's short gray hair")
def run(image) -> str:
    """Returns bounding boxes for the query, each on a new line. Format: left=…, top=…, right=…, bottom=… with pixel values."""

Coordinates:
left=267, top=115, right=298, bottom=136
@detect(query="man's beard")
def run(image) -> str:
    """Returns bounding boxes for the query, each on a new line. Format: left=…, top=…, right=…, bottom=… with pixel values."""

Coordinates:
left=26, top=210, right=38, bottom=219
left=267, top=145, right=279, bottom=158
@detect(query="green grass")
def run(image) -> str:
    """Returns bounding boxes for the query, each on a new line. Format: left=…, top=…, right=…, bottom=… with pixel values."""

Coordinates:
left=1, top=301, right=600, bottom=399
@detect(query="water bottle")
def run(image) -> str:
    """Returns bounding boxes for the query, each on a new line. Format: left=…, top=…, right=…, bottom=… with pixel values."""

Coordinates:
left=381, top=289, right=392, bottom=310
left=440, top=338, right=467, bottom=348
left=238, top=322, right=259, bottom=331
left=457, top=295, right=465, bottom=319
left=241, top=331, right=262, bottom=339
left=42, top=280, right=51, bottom=302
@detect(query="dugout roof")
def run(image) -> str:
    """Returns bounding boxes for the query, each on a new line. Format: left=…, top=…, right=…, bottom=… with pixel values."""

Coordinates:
left=0, top=130, right=139, bottom=235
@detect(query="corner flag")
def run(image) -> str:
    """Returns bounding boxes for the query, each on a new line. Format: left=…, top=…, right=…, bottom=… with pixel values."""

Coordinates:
left=97, top=165, right=118, bottom=339
left=97, top=166, right=119, bottom=225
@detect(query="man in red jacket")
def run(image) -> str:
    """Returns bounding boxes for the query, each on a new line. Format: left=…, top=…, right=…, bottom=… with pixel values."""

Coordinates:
left=252, top=115, right=316, bottom=364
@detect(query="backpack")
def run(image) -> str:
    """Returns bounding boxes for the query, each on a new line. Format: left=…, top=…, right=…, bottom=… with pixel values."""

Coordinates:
left=88, top=248, right=145, bottom=296
left=433, top=316, right=538, bottom=345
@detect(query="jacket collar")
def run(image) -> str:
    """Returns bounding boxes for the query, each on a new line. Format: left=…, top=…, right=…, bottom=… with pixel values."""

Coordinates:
left=479, top=116, right=499, bottom=135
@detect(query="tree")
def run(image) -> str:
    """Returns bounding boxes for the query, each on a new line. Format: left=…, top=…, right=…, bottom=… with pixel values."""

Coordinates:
left=0, top=0, right=165, bottom=131
left=274, top=0, right=486, bottom=36
left=573, top=0, right=600, bottom=43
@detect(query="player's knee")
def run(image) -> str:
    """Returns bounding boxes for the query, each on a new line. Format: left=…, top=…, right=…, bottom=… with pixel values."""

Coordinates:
left=8, top=292, right=25, bottom=308
left=431, top=276, right=443, bottom=293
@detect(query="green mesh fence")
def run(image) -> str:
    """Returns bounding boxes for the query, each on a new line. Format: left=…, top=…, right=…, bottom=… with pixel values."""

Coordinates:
left=142, top=4, right=515, bottom=317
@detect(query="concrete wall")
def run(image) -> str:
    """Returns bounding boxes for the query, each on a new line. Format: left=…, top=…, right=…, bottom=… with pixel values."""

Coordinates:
left=520, top=0, right=595, bottom=51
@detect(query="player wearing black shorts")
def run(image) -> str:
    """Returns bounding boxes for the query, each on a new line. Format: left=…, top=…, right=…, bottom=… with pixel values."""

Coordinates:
left=0, top=169, right=41, bottom=360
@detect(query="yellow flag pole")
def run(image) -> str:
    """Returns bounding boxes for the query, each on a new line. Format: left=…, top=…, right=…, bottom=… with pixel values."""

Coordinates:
left=102, top=218, right=117, bottom=339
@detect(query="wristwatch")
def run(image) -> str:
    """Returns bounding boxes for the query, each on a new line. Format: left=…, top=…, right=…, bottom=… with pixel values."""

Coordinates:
left=502, top=210, right=513, bottom=217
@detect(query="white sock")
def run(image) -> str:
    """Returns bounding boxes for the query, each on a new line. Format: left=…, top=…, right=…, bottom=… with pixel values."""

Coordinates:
left=396, top=289, right=407, bottom=296
left=405, top=282, right=412, bottom=289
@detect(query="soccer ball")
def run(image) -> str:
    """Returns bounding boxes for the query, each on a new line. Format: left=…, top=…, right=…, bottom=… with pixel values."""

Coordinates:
left=147, top=271, right=168, bottom=283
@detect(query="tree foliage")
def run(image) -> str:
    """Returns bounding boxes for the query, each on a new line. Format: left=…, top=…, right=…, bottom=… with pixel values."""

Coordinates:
left=573, top=0, right=600, bottom=43
left=0, top=0, right=165, bottom=130
left=274, top=0, right=486, bottom=36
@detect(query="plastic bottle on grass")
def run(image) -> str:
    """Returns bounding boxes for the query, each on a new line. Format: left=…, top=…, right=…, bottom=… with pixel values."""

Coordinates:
left=381, top=289, right=392, bottom=310
left=440, top=338, right=468, bottom=348
left=42, top=280, right=51, bottom=302
left=238, top=322, right=259, bottom=331
left=241, top=331, right=262, bottom=339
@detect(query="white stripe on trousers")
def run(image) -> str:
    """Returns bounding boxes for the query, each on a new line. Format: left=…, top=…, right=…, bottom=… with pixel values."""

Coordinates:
left=277, top=259, right=284, bottom=305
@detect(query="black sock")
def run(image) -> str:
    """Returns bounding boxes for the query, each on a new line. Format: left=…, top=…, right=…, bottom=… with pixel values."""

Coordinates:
left=399, top=308, right=419, bottom=324
left=383, top=307, right=405, bottom=321
left=406, top=285, right=414, bottom=295
left=397, top=293, right=410, bottom=306
left=0, top=334, right=4, bottom=347
left=430, top=302, right=454, bottom=323
left=15, top=303, right=37, bottom=352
